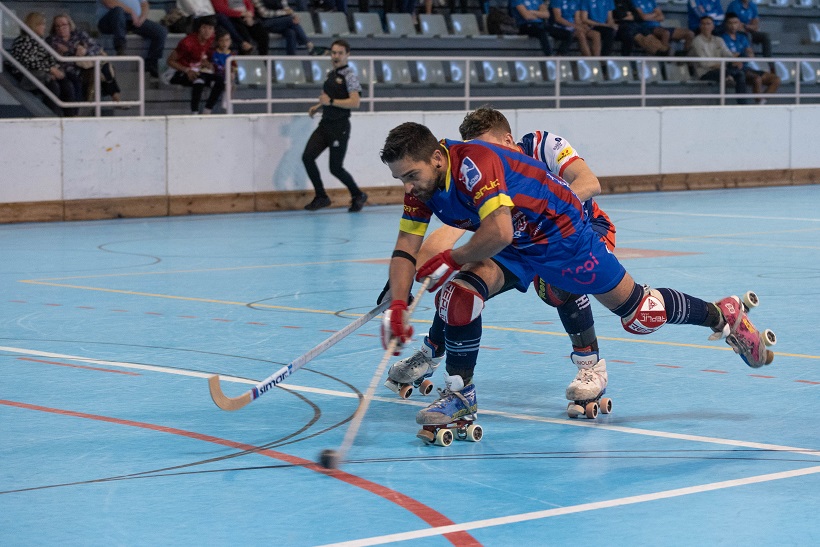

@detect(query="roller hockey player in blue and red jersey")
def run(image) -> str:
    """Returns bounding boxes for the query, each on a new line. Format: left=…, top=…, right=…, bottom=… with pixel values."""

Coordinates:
left=379, top=121, right=774, bottom=433
left=381, top=107, right=615, bottom=418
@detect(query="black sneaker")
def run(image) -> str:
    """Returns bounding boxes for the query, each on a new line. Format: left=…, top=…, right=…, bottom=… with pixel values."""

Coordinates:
left=349, top=192, right=368, bottom=212
left=304, top=195, right=331, bottom=211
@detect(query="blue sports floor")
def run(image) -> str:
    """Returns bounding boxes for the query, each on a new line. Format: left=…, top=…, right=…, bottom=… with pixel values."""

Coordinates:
left=1, top=185, right=819, bottom=546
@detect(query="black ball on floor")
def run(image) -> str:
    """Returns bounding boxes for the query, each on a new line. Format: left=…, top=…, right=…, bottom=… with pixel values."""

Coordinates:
left=319, top=449, right=339, bottom=470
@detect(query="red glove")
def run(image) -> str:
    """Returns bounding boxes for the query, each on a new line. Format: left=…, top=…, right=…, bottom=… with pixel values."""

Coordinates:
left=381, top=300, right=414, bottom=355
left=416, top=249, right=461, bottom=292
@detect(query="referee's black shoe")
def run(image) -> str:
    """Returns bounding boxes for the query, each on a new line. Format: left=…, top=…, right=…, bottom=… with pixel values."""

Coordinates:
left=305, top=195, right=331, bottom=211
left=349, top=192, right=368, bottom=212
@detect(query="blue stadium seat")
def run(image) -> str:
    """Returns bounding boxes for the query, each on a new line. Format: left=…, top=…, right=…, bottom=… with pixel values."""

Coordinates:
left=415, top=60, right=449, bottom=85
left=236, top=59, right=267, bottom=87
left=450, top=14, right=482, bottom=37
left=449, top=61, right=480, bottom=85
left=310, top=59, right=332, bottom=84
left=605, top=60, right=635, bottom=84
left=274, top=60, right=307, bottom=86
left=419, top=14, right=450, bottom=37
left=513, top=60, right=544, bottom=85
left=353, top=12, right=385, bottom=36
left=480, top=61, right=512, bottom=84
left=386, top=13, right=419, bottom=37
left=800, top=61, right=819, bottom=84
left=379, top=60, right=412, bottom=85
left=346, top=59, right=371, bottom=85
left=317, top=12, right=351, bottom=36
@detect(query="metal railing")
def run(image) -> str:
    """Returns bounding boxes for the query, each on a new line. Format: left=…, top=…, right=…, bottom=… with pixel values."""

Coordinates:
left=1, top=3, right=145, bottom=116
left=223, top=53, right=820, bottom=114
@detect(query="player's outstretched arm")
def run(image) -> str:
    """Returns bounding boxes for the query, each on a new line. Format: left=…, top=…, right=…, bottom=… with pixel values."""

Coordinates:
left=451, top=206, right=513, bottom=266
left=563, top=159, right=601, bottom=202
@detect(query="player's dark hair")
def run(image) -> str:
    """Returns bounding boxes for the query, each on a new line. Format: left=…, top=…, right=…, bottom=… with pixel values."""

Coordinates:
left=459, top=106, right=512, bottom=141
left=193, top=15, right=217, bottom=31
left=724, top=12, right=739, bottom=23
left=332, top=39, right=351, bottom=53
left=380, top=122, right=440, bottom=164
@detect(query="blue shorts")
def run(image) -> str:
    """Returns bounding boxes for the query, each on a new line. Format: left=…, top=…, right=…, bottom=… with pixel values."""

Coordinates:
left=492, top=222, right=626, bottom=296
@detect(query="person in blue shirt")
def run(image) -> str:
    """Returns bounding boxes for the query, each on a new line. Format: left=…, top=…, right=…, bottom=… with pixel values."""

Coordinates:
left=631, top=0, right=693, bottom=55
left=725, top=0, right=772, bottom=57
left=550, top=0, right=599, bottom=56
left=96, top=0, right=168, bottom=78
left=579, top=0, right=617, bottom=56
left=510, top=0, right=571, bottom=56
left=722, top=12, right=779, bottom=103
left=688, top=0, right=724, bottom=34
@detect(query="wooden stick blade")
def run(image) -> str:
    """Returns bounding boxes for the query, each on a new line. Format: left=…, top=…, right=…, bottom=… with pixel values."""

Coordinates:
left=208, top=375, right=252, bottom=411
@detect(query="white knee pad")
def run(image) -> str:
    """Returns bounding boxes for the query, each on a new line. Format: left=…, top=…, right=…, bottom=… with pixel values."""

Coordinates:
left=436, top=281, right=484, bottom=326
left=621, top=287, right=667, bottom=335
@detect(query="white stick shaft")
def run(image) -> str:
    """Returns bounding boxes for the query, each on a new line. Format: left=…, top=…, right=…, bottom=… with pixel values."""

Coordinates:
left=335, top=279, right=431, bottom=461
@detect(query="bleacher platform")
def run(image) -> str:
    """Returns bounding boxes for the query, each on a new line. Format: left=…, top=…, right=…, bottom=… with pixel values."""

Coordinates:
left=2, top=0, right=819, bottom=116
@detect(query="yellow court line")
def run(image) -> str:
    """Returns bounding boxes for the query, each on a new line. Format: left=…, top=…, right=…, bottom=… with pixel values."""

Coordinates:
left=15, top=279, right=820, bottom=361
left=19, top=257, right=389, bottom=282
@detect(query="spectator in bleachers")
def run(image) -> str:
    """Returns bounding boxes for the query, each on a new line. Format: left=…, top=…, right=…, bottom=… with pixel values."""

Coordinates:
left=165, top=15, right=225, bottom=113
left=722, top=12, right=779, bottom=104
left=691, top=15, right=748, bottom=104
left=251, top=0, right=318, bottom=55
left=510, top=0, right=566, bottom=56
left=579, top=0, right=617, bottom=56
left=47, top=13, right=123, bottom=105
left=211, top=28, right=237, bottom=109
left=631, top=0, right=693, bottom=55
left=210, top=0, right=270, bottom=54
left=688, top=0, right=723, bottom=35
left=96, top=0, right=168, bottom=78
left=612, top=0, right=643, bottom=56
left=9, top=12, right=82, bottom=116
left=551, top=0, right=600, bottom=57
left=725, top=0, right=772, bottom=58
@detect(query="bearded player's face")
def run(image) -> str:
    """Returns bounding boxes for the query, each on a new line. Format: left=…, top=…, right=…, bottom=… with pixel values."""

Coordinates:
left=387, top=153, right=443, bottom=202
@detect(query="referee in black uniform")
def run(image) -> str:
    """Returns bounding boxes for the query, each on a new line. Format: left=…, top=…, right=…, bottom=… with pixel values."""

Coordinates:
left=302, top=39, right=368, bottom=212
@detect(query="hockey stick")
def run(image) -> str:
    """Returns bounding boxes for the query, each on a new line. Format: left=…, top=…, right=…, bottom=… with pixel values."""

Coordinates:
left=320, top=278, right=431, bottom=469
left=208, top=300, right=390, bottom=411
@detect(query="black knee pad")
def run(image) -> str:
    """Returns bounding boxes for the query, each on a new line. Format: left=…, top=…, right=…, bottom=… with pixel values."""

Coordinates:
left=534, top=275, right=574, bottom=308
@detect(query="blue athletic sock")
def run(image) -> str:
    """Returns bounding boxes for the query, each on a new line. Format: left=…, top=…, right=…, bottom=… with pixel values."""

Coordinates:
left=442, top=272, right=489, bottom=383
left=656, top=288, right=709, bottom=325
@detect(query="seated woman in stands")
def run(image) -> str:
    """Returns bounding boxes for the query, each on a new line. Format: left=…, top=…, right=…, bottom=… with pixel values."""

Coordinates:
left=47, top=13, right=123, bottom=105
left=9, top=12, right=82, bottom=116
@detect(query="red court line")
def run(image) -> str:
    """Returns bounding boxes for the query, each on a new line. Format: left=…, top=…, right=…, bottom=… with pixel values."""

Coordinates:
left=610, top=360, right=635, bottom=364
left=212, top=318, right=232, bottom=322
left=702, top=369, right=728, bottom=374
left=522, top=351, right=545, bottom=355
left=16, top=357, right=140, bottom=376
left=145, top=312, right=163, bottom=316
left=750, top=374, right=775, bottom=379
left=656, top=364, right=682, bottom=369
left=796, top=380, right=820, bottom=385
left=246, top=322, right=267, bottom=326
left=0, top=399, right=480, bottom=547
left=281, top=325, right=302, bottom=329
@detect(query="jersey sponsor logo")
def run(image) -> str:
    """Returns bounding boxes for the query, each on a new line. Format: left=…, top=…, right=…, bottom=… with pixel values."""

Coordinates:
left=561, top=252, right=600, bottom=285
left=512, top=210, right=528, bottom=239
left=459, top=156, right=482, bottom=191
left=404, top=205, right=421, bottom=215
left=556, top=146, right=574, bottom=164
left=473, top=179, right=500, bottom=201
left=552, top=137, right=563, bottom=150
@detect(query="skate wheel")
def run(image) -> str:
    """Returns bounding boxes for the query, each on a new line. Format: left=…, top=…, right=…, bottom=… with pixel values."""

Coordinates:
left=763, top=329, right=776, bottom=347
left=465, top=424, right=483, bottom=442
left=742, top=291, right=759, bottom=310
left=416, top=429, right=435, bottom=444
left=585, top=402, right=599, bottom=419
left=398, top=384, right=413, bottom=399
left=765, top=349, right=775, bottom=365
left=599, top=397, right=613, bottom=414
left=567, top=403, right=584, bottom=419
left=435, top=428, right=454, bottom=447
left=418, top=379, right=434, bottom=396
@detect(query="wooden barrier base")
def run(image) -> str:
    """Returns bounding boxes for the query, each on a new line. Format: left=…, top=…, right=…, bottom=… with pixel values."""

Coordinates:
left=1, top=170, right=817, bottom=224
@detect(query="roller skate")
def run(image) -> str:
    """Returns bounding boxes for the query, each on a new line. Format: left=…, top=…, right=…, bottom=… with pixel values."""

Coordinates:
left=384, top=337, right=443, bottom=399
left=416, top=374, right=482, bottom=447
left=566, top=352, right=612, bottom=419
left=709, top=291, right=776, bottom=368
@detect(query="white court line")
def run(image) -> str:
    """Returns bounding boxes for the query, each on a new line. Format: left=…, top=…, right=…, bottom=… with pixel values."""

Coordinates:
left=3, top=345, right=819, bottom=458
left=603, top=209, right=820, bottom=223
left=317, top=465, right=820, bottom=547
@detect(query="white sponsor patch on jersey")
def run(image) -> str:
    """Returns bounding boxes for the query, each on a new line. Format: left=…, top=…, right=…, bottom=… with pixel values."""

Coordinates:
left=460, top=156, right=482, bottom=191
